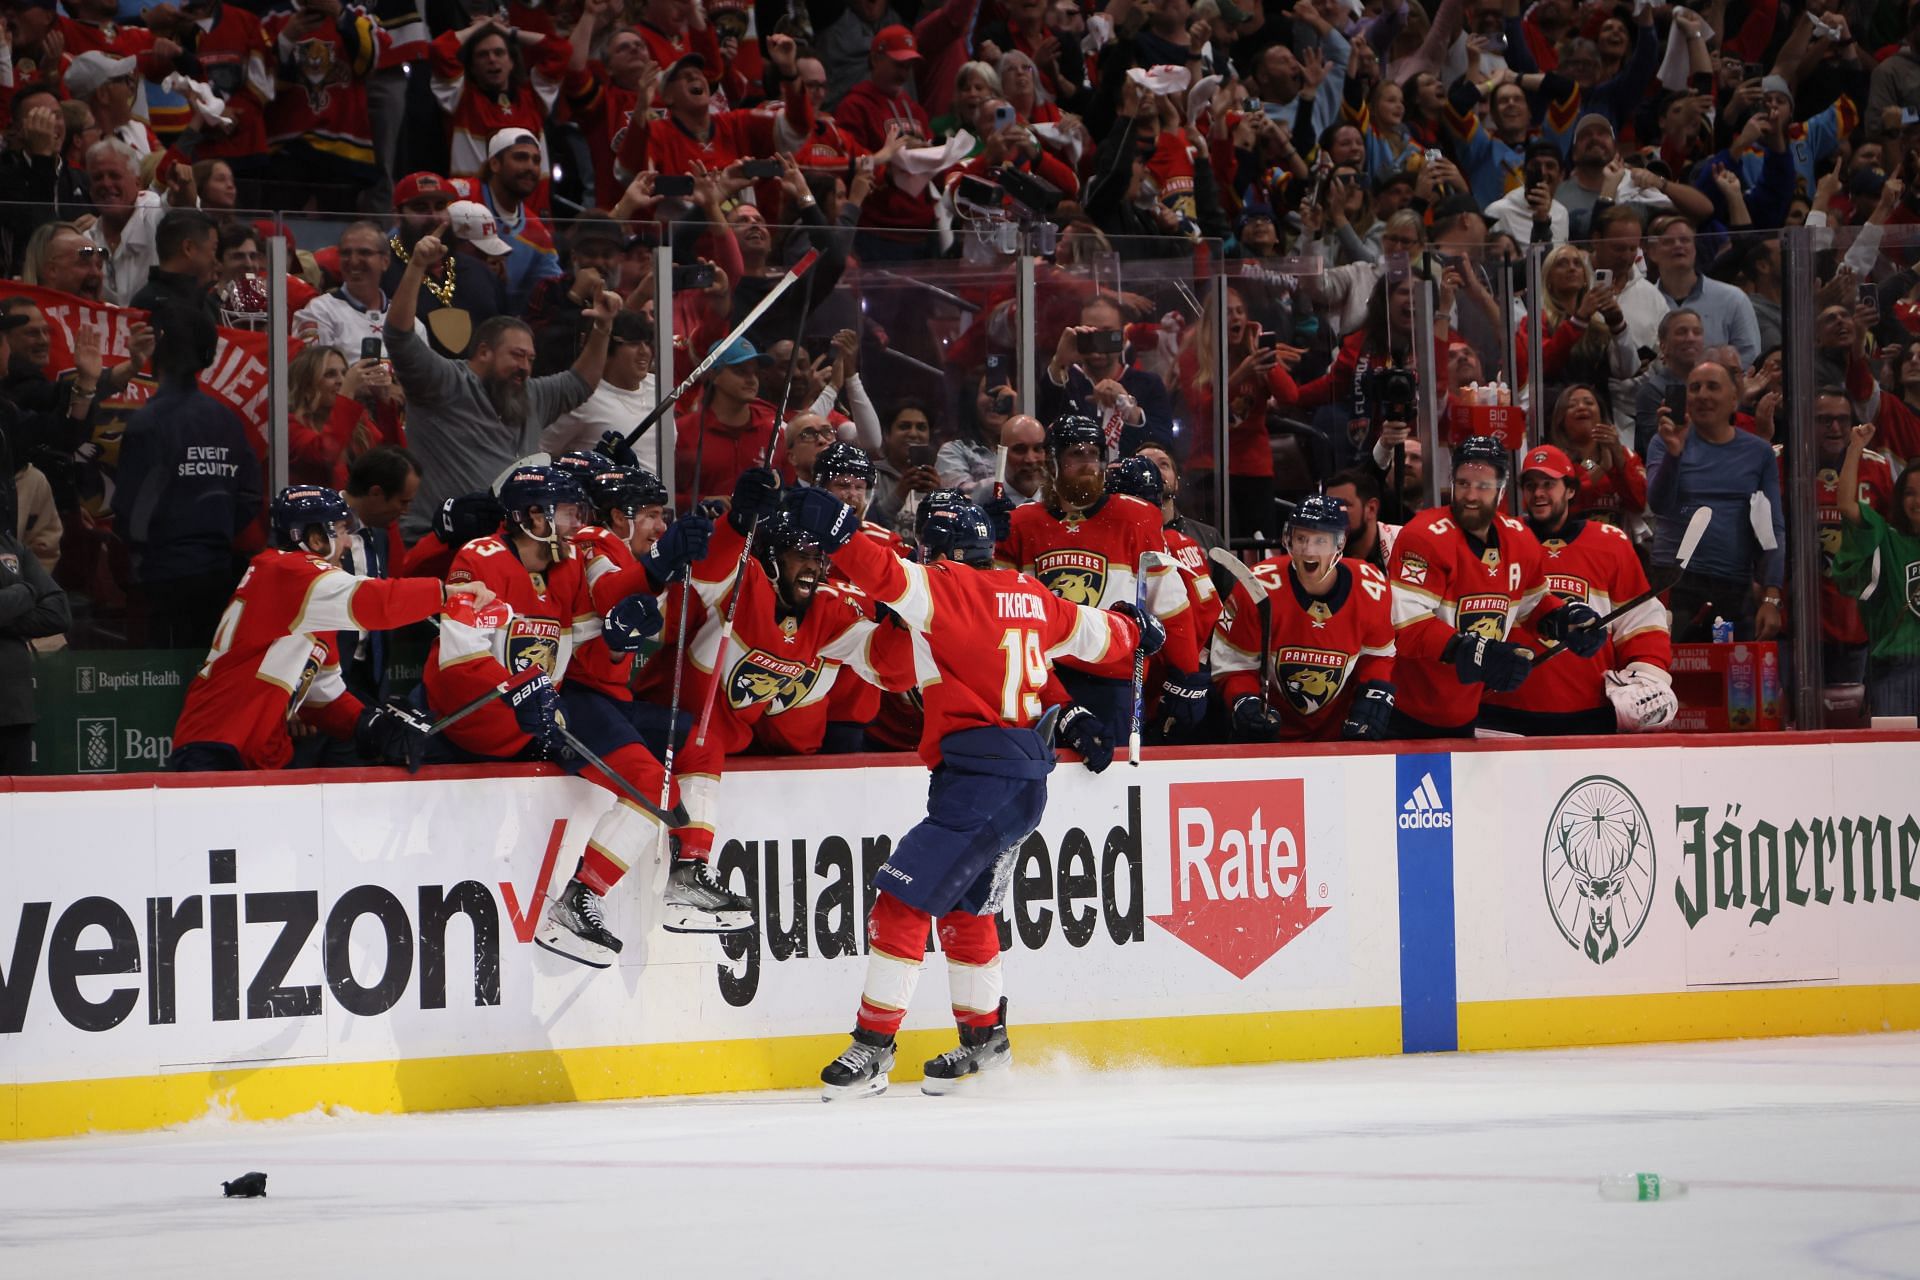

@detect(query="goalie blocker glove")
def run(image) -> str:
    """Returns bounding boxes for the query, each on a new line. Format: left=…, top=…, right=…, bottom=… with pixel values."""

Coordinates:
left=354, top=701, right=433, bottom=771
left=1444, top=632, right=1532, bottom=692
left=1537, top=600, right=1607, bottom=658
left=1055, top=703, right=1114, bottom=773
left=1232, top=695, right=1285, bottom=742
left=1340, top=681, right=1394, bottom=740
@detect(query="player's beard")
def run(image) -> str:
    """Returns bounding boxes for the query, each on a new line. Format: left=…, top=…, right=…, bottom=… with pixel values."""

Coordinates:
left=1453, top=498, right=1496, bottom=537
left=1055, top=469, right=1104, bottom=510
left=485, top=375, right=530, bottom=424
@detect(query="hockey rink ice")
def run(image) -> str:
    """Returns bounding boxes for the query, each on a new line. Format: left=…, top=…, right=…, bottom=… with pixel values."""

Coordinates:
left=5, top=1032, right=1920, bottom=1278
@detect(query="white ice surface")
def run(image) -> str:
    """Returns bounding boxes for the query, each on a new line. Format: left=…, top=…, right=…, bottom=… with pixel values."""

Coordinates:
left=6, top=1032, right=1920, bottom=1278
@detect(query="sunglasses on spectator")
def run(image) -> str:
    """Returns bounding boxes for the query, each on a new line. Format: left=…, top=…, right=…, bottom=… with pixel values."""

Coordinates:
left=71, top=246, right=107, bottom=263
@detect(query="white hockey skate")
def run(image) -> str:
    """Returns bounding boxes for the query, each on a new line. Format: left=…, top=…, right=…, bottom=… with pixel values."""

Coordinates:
left=662, top=856, right=755, bottom=933
left=535, top=879, right=622, bottom=969
left=820, top=1030, right=896, bottom=1101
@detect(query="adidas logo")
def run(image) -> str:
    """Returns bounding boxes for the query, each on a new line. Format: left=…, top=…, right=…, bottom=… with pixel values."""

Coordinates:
left=1399, top=772, right=1452, bottom=829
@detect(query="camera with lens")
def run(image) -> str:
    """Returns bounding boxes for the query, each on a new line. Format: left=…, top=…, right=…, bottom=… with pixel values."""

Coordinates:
left=1363, top=364, right=1418, bottom=426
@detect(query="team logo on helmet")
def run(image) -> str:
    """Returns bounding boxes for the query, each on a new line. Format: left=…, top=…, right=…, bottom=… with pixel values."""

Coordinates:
left=1543, top=775, right=1655, bottom=965
left=1456, top=592, right=1511, bottom=641
left=508, top=618, right=563, bottom=677
left=1032, top=549, right=1107, bottom=606
left=727, top=649, right=822, bottom=712
left=1273, top=646, right=1350, bottom=716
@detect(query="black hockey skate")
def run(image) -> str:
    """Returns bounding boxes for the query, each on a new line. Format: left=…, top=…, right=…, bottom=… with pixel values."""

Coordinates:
left=820, top=1028, right=896, bottom=1101
left=921, top=999, right=1012, bottom=1095
left=535, top=879, right=622, bottom=968
left=662, top=856, right=755, bottom=934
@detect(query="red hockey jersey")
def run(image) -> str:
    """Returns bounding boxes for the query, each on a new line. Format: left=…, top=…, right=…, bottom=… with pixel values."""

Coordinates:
left=1483, top=518, right=1671, bottom=718
left=567, top=524, right=661, bottom=700
left=1389, top=507, right=1566, bottom=730
left=997, top=494, right=1199, bottom=673
left=265, top=6, right=389, bottom=168
left=425, top=535, right=596, bottom=758
left=1212, top=557, right=1396, bottom=740
left=430, top=29, right=572, bottom=184
left=830, top=529, right=1139, bottom=767
left=172, top=547, right=444, bottom=769
left=183, top=5, right=274, bottom=161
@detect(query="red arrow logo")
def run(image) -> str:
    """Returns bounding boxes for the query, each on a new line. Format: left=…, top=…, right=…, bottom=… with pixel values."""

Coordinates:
left=1149, top=779, right=1331, bottom=979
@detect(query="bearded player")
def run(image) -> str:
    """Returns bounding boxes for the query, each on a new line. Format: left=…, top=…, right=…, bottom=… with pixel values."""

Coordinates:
left=169, top=486, right=494, bottom=772
left=785, top=488, right=1158, bottom=1099
left=1213, top=495, right=1397, bottom=742
left=1387, top=436, right=1606, bottom=737
left=998, top=415, right=1201, bottom=743
left=1480, top=445, right=1675, bottom=735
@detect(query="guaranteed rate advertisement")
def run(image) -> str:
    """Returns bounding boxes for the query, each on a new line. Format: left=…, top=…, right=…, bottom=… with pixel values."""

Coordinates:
left=0, top=753, right=1401, bottom=1126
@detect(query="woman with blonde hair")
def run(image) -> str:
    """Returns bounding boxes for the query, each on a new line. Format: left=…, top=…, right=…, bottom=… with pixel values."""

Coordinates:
left=1548, top=381, right=1646, bottom=529
left=932, top=61, right=1001, bottom=141
left=287, top=345, right=388, bottom=489
left=1535, top=241, right=1638, bottom=396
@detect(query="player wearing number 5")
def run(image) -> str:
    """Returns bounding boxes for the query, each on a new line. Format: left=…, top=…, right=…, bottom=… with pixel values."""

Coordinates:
left=784, top=488, right=1160, bottom=1100
left=1211, top=495, right=1397, bottom=742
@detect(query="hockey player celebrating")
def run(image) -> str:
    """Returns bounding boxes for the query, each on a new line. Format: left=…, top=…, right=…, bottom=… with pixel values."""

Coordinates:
left=808, top=440, right=911, bottom=752
left=998, top=415, right=1201, bottom=742
left=1481, top=446, right=1675, bottom=735
left=783, top=489, right=1159, bottom=1099
left=170, top=486, right=496, bottom=772
left=1387, top=437, right=1607, bottom=737
left=1213, top=495, right=1398, bottom=742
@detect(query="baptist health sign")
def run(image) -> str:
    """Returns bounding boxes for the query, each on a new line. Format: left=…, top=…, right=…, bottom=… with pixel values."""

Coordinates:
left=33, top=651, right=199, bottom=773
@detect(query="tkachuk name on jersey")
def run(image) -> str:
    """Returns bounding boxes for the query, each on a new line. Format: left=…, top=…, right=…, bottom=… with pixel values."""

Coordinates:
left=1544, top=574, right=1590, bottom=599
left=1033, top=549, right=1109, bottom=606
left=994, top=591, right=1050, bottom=621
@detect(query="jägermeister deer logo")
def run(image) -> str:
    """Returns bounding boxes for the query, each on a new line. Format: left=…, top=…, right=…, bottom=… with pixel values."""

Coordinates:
left=1544, top=775, right=1655, bottom=964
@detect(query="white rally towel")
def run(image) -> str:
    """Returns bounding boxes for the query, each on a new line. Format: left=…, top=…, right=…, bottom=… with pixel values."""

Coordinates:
left=891, top=131, right=976, bottom=198
left=1128, top=64, right=1193, bottom=97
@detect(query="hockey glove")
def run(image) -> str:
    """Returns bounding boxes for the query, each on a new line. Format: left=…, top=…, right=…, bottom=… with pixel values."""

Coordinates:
left=729, top=466, right=782, bottom=533
left=644, top=508, right=714, bottom=585
left=1232, top=694, right=1284, bottom=742
left=1605, top=661, right=1678, bottom=732
left=603, top=593, right=665, bottom=652
left=980, top=494, right=1016, bottom=543
left=1156, top=666, right=1211, bottom=732
left=508, top=668, right=568, bottom=752
left=354, top=701, right=433, bottom=772
left=785, top=486, right=858, bottom=551
left=1340, top=681, right=1395, bottom=740
left=594, top=429, right=639, bottom=467
left=1444, top=632, right=1533, bottom=693
left=433, top=491, right=506, bottom=551
left=1110, top=601, right=1165, bottom=656
left=1538, top=601, right=1607, bottom=658
left=1055, top=704, right=1114, bottom=773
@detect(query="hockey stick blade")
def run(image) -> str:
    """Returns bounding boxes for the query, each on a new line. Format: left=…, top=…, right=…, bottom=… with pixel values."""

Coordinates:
left=554, top=721, right=691, bottom=829
left=1207, top=546, right=1269, bottom=603
left=1208, top=547, right=1274, bottom=709
left=427, top=665, right=544, bottom=737
left=618, top=249, right=821, bottom=448
left=1535, top=509, right=1711, bottom=666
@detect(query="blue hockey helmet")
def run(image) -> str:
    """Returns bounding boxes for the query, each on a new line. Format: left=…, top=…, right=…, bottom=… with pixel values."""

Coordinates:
left=1048, top=413, right=1106, bottom=461
left=554, top=450, right=617, bottom=485
left=1452, top=434, right=1510, bottom=480
left=497, top=463, right=587, bottom=559
left=1106, top=454, right=1165, bottom=505
left=920, top=502, right=995, bottom=568
left=271, top=485, right=350, bottom=554
left=914, top=488, right=974, bottom=540
left=813, top=441, right=876, bottom=488
left=585, top=465, right=669, bottom=522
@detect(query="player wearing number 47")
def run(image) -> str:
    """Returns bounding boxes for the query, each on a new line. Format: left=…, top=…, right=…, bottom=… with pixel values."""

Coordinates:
left=782, top=487, right=1160, bottom=1102
left=1480, top=445, right=1676, bottom=735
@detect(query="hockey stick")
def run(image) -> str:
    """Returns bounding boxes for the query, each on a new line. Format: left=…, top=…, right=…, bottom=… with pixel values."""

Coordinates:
left=426, top=664, right=545, bottom=737
left=1534, top=506, right=1712, bottom=667
left=615, top=249, right=820, bottom=449
left=691, top=284, right=820, bottom=748
left=552, top=720, right=691, bottom=829
left=1208, top=546, right=1273, bottom=712
left=1128, top=551, right=1149, bottom=766
left=656, top=387, right=711, bottom=811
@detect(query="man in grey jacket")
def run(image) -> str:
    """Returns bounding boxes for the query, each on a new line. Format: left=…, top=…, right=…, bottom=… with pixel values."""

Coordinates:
left=387, top=226, right=621, bottom=539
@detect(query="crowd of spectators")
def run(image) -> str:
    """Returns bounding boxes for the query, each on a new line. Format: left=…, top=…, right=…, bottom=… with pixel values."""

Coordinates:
left=2, top=0, right=1920, bottom=763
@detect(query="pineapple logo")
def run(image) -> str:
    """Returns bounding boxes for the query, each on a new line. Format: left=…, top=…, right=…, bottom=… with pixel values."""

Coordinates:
left=1543, top=775, right=1655, bottom=965
left=78, top=718, right=117, bottom=773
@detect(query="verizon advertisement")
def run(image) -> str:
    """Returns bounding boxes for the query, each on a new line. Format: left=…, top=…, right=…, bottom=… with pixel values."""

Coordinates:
left=1450, top=738, right=1920, bottom=1008
left=0, top=754, right=1401, bottom=1097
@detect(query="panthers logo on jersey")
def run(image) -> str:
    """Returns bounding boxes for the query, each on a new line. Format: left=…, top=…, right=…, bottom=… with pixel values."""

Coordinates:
left=728, top=649, right=822, bottom=712
left=1456, top=593, right=1512, bottom=642
left=508, top=618, right=563, bottom=676
left=1032, top=549, right=1109, bottom=607
left=1274, top=646, right=1351, bottom=716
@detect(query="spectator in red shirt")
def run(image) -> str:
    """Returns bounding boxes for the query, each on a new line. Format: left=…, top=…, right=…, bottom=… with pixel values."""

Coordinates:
left=613, top=44, right=800, bottom=184
left=836, top=26, right=939, bottom=261
left=673, top=337, right=778, bottom=509
left=430, top=14, right=571, bottom=195
left=287, top=343, right=388, bottom=490
left=563, top=0, right=654, bottom=207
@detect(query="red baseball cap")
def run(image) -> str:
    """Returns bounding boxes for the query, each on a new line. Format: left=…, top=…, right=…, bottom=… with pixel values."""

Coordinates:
left=393, top=171, right=453, bottom=210
left=872, top=24, right=922, bottom=61
left=1520, top=444, right=1577, bottom=481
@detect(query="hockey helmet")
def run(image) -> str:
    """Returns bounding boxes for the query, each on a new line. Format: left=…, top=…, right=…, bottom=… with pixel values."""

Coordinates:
left=1048, top=413, right=1106, bottom=461
left=217, top=273, right=270, bottom=331
left=813, top=441, right=877, bottom=488
left=585, top=465, right=670, bottom=522
left=1106, top=454, right=1165, bottom=505
left=1452, top=434, right=1510, bottom=480
left=271, top=485, right=351, bottom=555
left=496, top=463, right=587, bottom=559
left=914, top=488, right=974, bottom=540
left=433, top=491, right=507, bottom=551
left=1285, top=493, right=1349, bottom=557
left=553, top=450, right=616, bottom=485
left=920, top=502, right=995, bottom=568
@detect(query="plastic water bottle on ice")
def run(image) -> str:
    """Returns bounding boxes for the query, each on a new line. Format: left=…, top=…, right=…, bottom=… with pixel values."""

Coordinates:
left=1598, top=1173, right=1689, bottom=1202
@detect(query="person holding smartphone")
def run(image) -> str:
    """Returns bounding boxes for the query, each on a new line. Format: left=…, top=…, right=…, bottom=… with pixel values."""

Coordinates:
left=870, top=400, right=941, bottom=531
left=1039, top=295, right=1174, bottom=453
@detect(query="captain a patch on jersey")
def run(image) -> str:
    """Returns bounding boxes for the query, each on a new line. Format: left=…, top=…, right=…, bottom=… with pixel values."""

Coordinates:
left=728, top=649, right=822, bottom=712
left=1274, top=646, right=1352, bottom=716
left=1457, top=592, right=1512, bottom=641
left=1032, top=549, right=1108, bottom=606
